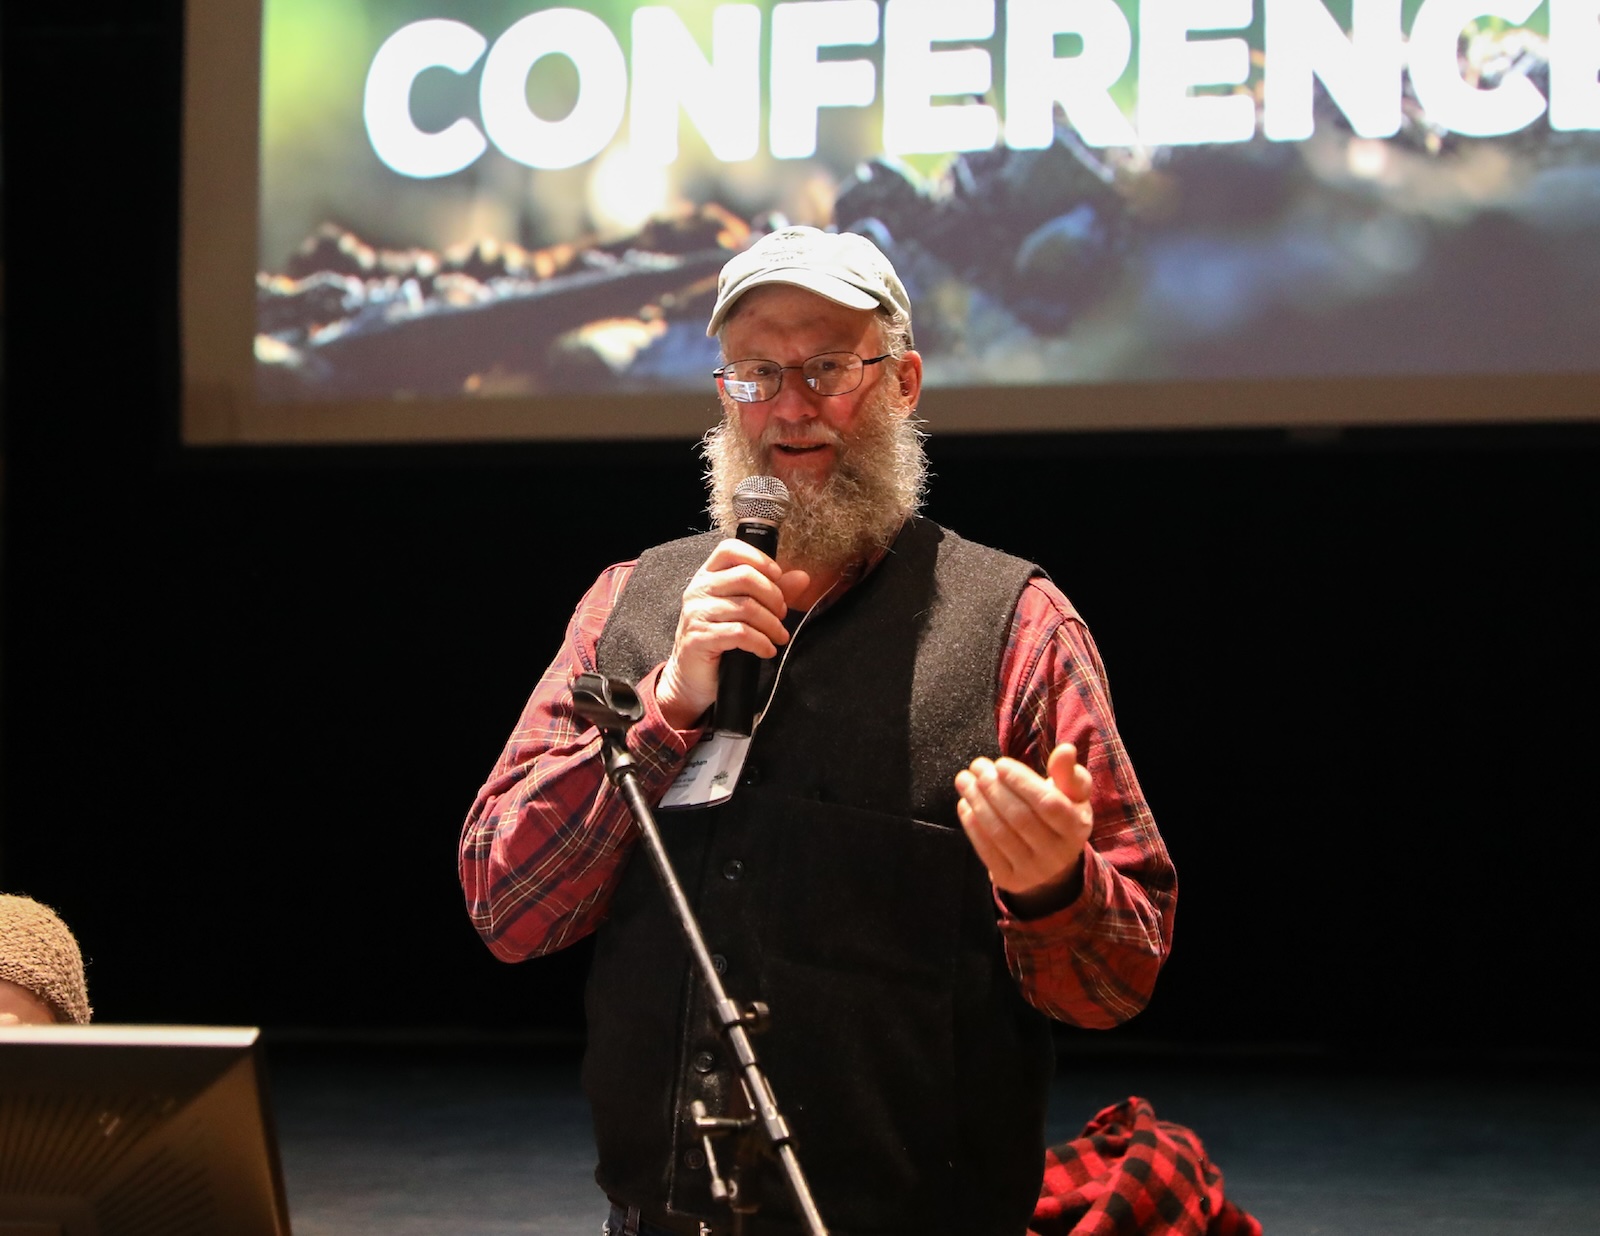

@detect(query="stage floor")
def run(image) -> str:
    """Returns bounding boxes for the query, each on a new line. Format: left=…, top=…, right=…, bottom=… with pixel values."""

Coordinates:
left=266, top=1041, right=1600, bottom=1235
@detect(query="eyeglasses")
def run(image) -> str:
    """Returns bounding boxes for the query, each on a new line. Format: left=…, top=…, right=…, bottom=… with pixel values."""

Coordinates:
left=713, top=351, right=891, bottom=404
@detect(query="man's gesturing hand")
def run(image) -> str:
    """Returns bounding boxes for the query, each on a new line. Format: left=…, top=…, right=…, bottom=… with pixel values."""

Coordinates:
left=656, top=539, right=810, bottom=731
left=955, top=744, right=1094, bottom=919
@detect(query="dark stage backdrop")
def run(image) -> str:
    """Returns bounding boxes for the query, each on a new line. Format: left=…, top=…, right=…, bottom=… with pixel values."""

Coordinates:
left=3, top=4, right=1596, bottom=1056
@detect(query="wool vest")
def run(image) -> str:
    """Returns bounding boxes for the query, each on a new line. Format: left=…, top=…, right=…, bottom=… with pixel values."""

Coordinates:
left=585, top=517, right=1054, bottom=1236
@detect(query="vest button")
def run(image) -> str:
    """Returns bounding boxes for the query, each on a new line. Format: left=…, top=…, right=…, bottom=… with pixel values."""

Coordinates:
left=741, top=763, right=761, bottom=786
left=692, top=1050, right=716, bottom=1074
left=722, top=859, right=746, bottom=882
left=685, top=1146, right=707, bottom=1169
left=711, top=953, right=727, bottom=975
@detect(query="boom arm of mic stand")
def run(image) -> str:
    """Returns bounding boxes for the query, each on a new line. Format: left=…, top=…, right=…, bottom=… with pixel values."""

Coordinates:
left=570, top=674, right=829, bottom=1236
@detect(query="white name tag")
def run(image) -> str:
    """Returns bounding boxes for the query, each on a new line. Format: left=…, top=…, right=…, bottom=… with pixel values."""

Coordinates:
left=659, top=731, right=752, bottom=810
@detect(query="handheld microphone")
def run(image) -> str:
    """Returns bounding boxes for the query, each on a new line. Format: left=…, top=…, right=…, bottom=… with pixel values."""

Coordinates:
left=715, top=475, right=792, bottom=737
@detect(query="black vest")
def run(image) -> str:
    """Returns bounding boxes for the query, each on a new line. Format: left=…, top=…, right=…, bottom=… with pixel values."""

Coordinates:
left=585, top=518, right=1054, bottom=1236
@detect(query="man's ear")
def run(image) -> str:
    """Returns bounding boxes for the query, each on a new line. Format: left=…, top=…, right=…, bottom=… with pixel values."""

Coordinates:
left=896, top=349, right=924, bottom=407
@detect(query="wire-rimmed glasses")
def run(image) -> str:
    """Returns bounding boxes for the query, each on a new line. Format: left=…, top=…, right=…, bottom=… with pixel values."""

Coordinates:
left=713, top=351, right=890, bottom=404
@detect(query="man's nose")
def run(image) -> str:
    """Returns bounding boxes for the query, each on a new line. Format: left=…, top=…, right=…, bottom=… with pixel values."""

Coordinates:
left=770, top=379, right=822, bottom=420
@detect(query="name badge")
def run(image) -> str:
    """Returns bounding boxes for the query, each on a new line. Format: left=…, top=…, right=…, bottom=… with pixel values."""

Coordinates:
left=659, top=731, right=752, bottom=810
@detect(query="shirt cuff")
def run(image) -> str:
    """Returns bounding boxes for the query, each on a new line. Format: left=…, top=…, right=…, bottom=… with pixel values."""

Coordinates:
left=626, top=664, right=705, bottom=790
left=996, top=843, right=1112, bottom=941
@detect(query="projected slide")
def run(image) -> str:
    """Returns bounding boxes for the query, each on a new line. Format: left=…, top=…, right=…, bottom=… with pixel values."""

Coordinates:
left=253, top=1, right=1600, bottom=402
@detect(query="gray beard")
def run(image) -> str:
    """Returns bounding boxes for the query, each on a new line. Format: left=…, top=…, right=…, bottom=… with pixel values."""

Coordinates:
left=702, top=383, right=929, bottom=574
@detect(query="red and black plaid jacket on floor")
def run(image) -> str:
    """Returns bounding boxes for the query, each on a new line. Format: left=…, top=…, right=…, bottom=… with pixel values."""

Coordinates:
left=1031, top=1097, right=1263, bottom=1236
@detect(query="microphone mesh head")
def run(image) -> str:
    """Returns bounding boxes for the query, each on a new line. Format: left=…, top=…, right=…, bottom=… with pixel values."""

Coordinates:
left=732, top=475, right=791, bottom=524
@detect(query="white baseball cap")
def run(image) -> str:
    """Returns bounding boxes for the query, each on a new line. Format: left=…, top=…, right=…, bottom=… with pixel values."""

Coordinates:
left=706, top=225, right=913, bottom=343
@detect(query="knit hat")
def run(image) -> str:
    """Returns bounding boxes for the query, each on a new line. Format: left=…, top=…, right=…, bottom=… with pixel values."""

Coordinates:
left=706, top=225, right=914, bottom=344
left=0, top=894, right=91, bottom=1024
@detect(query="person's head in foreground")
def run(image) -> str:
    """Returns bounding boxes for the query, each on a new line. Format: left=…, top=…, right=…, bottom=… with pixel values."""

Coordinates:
left=702, top=225, right=928, bottom=576
left=0, top=893, right=91, bottom=1026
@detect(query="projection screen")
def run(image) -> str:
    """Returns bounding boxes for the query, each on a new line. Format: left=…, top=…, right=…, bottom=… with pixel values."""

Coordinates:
left=182, top=0, right=1600, bottom=444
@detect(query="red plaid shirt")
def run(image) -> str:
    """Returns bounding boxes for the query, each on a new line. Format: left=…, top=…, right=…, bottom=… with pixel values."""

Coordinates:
left=459, top=554, right=1176, bottom=1028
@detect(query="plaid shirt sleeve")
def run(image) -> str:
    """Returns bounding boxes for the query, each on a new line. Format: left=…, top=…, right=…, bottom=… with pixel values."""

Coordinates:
left=458, top=562, right=703, bottom=962
left=994, top=577, right=1178, bottom=1028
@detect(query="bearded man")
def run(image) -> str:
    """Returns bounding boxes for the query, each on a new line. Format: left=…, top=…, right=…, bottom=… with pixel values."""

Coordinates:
left=459, top=227, right=1175, bottom=1236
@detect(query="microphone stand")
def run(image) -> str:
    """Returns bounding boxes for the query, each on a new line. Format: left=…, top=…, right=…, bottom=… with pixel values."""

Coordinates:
left=570, top=673, right=829, bottom=1236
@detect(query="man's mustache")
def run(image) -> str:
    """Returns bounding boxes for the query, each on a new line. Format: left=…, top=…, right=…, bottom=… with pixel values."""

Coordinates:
left=759, top=421, right=846, bottom=452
